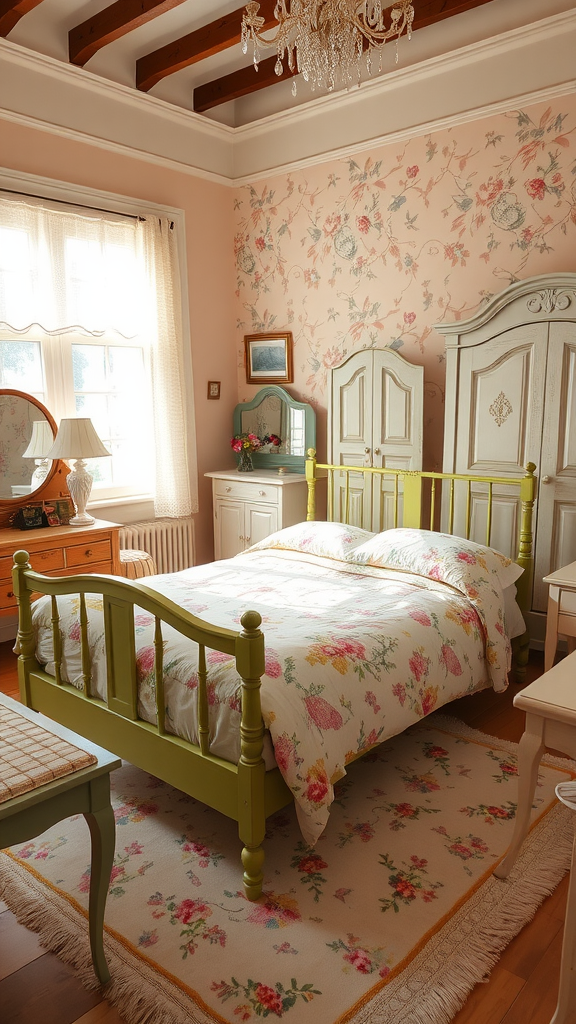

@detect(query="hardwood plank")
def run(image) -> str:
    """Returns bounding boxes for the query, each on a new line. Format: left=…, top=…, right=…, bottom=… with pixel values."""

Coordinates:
left=0, top=907, right=45, bottom=979
left=451, top=965, right=525, bottom=1024
left=501, top=929, right=563, bottom=1023
left=497, top=875, right=568, bottom=980
left=75, top=1002, right=125, bottom=1023
left=0, top=953, right=102, bottom=1024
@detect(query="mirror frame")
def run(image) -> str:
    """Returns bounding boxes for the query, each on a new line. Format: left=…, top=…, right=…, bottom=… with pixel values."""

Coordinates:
left=233, top=385, right=316, bottom=474
left=0, top=389, right=63, bottom=518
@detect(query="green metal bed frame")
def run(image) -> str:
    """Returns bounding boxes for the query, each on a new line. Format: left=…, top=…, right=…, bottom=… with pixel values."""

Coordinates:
left=13, top=454, right=537, bottom=900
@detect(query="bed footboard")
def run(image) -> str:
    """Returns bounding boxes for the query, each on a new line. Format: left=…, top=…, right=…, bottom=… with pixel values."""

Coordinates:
left=12, top=550, right=292, bottom=900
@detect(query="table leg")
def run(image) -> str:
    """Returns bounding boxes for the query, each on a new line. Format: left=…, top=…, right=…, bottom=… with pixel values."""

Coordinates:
left=550, top=828, right=576, bottom=1024
left=493, top=716, right=545, bottom=879
left=545, top=586, right=561, bottom=673
left=84, top=802, right=115, bottom=985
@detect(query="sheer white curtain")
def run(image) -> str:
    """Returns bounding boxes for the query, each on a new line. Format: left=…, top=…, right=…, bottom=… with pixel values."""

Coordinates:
left=0, top=194, right=196, bottom=517
left=142, top=216, right=196, bottom=518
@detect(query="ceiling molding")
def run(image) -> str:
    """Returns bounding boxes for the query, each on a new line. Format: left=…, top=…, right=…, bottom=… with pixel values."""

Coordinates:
left=232, top=78, right=576, bottom=185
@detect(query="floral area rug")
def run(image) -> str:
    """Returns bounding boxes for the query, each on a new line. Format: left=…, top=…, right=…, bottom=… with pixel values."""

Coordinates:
left=1, top=714, right=574, bottom=1024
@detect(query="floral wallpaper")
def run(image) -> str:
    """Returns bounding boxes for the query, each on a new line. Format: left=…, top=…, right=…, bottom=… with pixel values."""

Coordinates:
left=234, top=96, right=576, bottom=467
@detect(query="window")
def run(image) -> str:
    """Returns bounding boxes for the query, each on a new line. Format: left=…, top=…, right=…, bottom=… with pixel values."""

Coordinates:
left=0, top=192, right=195, bottom=514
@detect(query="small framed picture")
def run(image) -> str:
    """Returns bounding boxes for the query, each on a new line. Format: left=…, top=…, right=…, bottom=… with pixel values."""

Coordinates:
left=54, top=498, right=73, bottom=525
left=207, top=380, right=221, bottom=400
left=244, top=332, right=294, bottom=385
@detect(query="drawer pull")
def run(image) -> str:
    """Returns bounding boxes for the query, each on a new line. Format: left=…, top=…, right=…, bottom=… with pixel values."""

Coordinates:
left=226, top=486, right=231, bottom=492
left=7, top=590, right=13, bottom=598
left=259, top=490, right=266, bottom=496
left=85, top=549, right=93, bottom=557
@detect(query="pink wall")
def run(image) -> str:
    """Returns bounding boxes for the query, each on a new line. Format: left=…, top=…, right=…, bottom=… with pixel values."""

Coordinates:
left=233, top=95, right=576, bottom=470
left=0, top=120, right=236, bottom=563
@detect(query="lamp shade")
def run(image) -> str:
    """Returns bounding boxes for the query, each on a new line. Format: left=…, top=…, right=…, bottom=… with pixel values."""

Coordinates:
left=47, top=418, right=110, bottom=460
left=22, top=419, right=55, bottom=458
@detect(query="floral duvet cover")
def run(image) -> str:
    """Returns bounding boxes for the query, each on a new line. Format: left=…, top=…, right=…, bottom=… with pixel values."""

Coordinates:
left=31, top=524, right=520, bottom=845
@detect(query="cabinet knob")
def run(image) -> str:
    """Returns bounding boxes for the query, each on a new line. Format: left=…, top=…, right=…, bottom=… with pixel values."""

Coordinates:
left=364, top=447, right=371, bottom=454
left=374, top=447, right=381, bottom=455
left=542, top=475, right=552, bottom=484
left=85, top=549, right=93, bottom=556
left=259, top=490, right=266, bottom=496
left=225, top=486, right=231, bottom=492
left=7, top=591, right=13, bottom=599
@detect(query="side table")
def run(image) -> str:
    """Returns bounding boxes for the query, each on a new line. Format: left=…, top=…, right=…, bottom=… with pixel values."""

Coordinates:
left=543, top=561, right=576, bottom=672
left=0, top=692, right=121, bottom=984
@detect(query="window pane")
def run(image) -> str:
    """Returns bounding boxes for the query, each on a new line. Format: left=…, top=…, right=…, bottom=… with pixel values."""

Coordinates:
left=0, top=339, right=44, bottom=394
left=72, top=345, right=107, bottom=392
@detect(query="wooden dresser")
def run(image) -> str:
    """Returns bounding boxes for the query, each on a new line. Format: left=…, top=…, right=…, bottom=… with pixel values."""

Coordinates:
left=0, top=519, right=121, bottom=617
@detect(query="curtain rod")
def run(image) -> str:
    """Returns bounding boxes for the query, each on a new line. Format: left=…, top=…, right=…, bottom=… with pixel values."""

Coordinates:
left=0, top=186, right=144, bottom=221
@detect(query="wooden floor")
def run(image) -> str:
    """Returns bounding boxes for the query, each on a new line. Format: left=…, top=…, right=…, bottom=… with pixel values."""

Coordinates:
left=0, top=640, right=569, bottom=1024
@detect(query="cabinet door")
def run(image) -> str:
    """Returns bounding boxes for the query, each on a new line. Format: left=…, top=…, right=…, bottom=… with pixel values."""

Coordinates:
left=214, top=499, right=244, bottom=560
left=444, top=322, right=548, bottom=561
left=330, top=351, right=373, bottom=529
left=372, top=349, right=424, bottom=531
left=533, top=323, right=576, bottom=611
left=246, top=504, right=278, bottom=548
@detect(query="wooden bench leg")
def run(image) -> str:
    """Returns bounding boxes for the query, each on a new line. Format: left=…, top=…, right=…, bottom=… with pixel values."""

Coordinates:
left=493, top=715, right=545, bottom=879
left=84, top=777, right=116, bottom=985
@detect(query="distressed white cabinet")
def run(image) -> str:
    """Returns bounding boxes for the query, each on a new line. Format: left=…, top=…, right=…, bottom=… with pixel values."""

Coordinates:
left=437, top=273, right=576, bottom=630
left=329, top=348, right=424, bottom=531
left=205, top=470, right=308, bottom=560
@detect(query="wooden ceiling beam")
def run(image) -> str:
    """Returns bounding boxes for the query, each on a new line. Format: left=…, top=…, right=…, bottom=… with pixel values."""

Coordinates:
left=69, top=0, right=188, bottom=68
left=194, top=0, right=496, bottom=112
left=136, top=0, right=278, bottom=93
left=0, top=0, right=45, bottom=38
left=194, top=55, right=297, bottom=113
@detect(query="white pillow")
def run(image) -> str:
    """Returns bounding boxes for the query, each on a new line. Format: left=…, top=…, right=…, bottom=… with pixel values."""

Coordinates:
left=247, top=520, right=375, bottom=562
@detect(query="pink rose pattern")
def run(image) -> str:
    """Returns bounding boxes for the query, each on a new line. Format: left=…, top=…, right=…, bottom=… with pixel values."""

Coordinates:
left=12, top=730, right=567, bottom=1023
left=233, top=101, right=576, bottom=477
left=32, top=538, right=515, bottom=847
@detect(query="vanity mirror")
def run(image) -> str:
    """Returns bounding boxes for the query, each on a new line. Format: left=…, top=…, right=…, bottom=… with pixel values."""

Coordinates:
left=233, top=385, right=316, bottom=473
left=0, top=389, right=58, bottom=502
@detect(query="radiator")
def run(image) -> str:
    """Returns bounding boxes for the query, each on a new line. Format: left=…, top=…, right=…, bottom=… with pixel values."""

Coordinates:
left=118, top=518, right=195, bottom=574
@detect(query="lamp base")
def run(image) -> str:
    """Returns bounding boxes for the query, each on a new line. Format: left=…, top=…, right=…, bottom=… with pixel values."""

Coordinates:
left=69, top=511, right=96, bottom=527
left=66, top=460, right=95, bottom=528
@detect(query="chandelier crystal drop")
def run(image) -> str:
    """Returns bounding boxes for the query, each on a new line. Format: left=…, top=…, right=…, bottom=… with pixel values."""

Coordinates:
left=241, top=0, right=415, bottom=94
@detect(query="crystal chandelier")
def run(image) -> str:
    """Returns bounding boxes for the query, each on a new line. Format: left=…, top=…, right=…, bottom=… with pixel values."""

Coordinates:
left=241, top=0, right=415, bottom=95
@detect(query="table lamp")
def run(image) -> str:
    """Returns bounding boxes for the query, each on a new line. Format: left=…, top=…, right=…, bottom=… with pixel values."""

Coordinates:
left=22, top=420, right=55, bottom=490
left=46, top=418, right=110, bottom=527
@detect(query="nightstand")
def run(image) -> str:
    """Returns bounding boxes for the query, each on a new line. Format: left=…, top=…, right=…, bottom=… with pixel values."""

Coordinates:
left=543, top=561, right=576, bottom=672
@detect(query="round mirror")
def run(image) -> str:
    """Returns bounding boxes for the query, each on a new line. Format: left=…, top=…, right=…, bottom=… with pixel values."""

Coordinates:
left=0, top=390, right=57, bottom=501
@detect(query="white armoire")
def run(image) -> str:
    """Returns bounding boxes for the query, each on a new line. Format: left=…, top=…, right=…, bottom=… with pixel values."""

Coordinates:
left=437, top=273, right=576, bottom=636
left=329, top=348, right=424, bottom=531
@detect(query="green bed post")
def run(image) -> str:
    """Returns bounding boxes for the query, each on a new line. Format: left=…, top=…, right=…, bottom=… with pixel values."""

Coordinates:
left=306, top=448, right=317, bottom=521
left=236, top=609, right=266, bottom=901
left=513, top=462, right=537, bottom=684
left=12, top=551, right=35, bottom=707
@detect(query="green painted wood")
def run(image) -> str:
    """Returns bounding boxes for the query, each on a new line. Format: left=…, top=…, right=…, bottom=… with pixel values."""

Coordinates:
left=103, top=596, right=138, bottom=721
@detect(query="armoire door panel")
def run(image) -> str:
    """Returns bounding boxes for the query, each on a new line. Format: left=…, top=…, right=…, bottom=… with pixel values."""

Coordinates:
left=338, top=368, right=369, bottom=443
left=379, top=370, right=412, bottom=443
left=468, top=346, right=540, bottom=472
left=335, top=484, right=368, bottom=530
left=556, top=344, right=576, bottom=473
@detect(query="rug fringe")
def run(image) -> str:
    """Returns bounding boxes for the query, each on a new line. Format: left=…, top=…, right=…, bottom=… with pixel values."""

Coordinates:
left=357, top=801, right=572, bottom=1024
left=0, top=856, right=215, bottom=1024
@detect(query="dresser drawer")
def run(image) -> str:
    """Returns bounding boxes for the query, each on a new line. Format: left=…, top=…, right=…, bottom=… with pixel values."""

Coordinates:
left=65, top=539, right=112, bottom=568
left=51, top=560, right=112, bottom=578
left=213, top=479, right=279, bottom=504
left=0, top=579, right=17, bottom=610
left=0, top=547, right=65, bottom=580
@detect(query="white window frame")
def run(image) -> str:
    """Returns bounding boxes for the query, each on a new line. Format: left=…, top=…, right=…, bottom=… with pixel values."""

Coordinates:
left=0, top=166, right=194, bottom=510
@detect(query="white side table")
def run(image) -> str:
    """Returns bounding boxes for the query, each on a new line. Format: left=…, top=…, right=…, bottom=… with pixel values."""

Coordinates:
left=551, top=780, right=576, bottom=1024
left=544, top=561, right=576, bottom=672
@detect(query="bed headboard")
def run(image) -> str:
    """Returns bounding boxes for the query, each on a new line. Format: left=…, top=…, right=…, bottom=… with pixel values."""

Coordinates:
left=304, top=449, right=537, bottom=615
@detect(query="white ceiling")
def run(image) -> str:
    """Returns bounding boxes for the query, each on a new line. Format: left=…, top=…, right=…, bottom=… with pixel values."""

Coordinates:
left=5, top=0, right=576, bottom=129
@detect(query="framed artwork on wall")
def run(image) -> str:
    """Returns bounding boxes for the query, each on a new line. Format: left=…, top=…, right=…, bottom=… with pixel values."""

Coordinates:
left=244, top=332, right=293, bottom=385
left=207, top=381, right=221, bottom=400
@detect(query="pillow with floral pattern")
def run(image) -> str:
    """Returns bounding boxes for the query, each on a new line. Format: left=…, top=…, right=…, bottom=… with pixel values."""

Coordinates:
left=347, top=528, right=523, bottom=591
left=246, top=520, right=375, bottom=562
